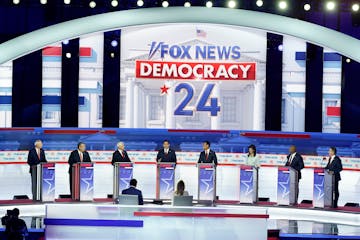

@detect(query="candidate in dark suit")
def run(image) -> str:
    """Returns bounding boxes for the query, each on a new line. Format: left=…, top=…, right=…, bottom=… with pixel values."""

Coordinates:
left=111, top=142, right=131, bottom=165
left=121, top=179, right=143, bottom=205
left=68, top=142, right=92, bottom=195
left=285, top=145, right=304, bottom=204
left=156, top=140, right=177, bottom=163
left=27, top=140, right=47, bottom=200
left=325, top=147, right=343, bottom=208
left=198, top=141, right=218, bottom=165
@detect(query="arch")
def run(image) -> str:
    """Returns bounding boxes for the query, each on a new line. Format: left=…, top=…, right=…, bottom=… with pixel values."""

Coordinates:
left=0, top=7, right=359, bottom=64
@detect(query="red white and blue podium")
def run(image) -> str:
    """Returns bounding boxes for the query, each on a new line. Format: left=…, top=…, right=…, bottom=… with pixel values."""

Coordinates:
left=313, top=168, right=334, bottom=208
left=277, top=166, right=298, bottom=205
left=113, top=162, right=133, bottom=199
left=198, top=163, right=216, bottom=201
left=72, top=163, right=94, bottom=201
left=31, top=163, right=56, bottom=202
left=157, top=163, right=175, bottom=200
left=239, top=165, right=258, bottom=203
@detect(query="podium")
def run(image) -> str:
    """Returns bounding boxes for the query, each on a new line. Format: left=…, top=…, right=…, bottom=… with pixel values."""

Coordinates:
left=313, top=168, right=334, bottom=208
left=72, top=163, right=94, bottom=201
left=156, top=163, right=175, bottom=200
left=113, top=163, right=133, bottom=199
left=31, top=163, right=55, bottom=201
left=239, top=165, right=258, bottom=203
left=197, top=163, right=216, bottom=201
left=277, top=166, right=298, bottom=205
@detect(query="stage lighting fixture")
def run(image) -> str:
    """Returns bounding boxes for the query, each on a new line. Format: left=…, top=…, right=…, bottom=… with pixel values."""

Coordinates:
left=206, top=1, right=213, bottom=8
left=111, top=40, right=118, bottom=47
left=89, top=1, right=96, bottom=8
left=65, top=53, right=71, bottom=58
left=227, top=0, right=236, bottom=8
left=326, top=1, right=335, bottom=11
left=13, top=0, right=20, bottom=4
left=110, top=53, right=115, bottom=58
left=278, top=44, right=283, bottom=51
left=256, top=0, right=263, bottom=7
left=162, top=1, right=169, bottom=7
left=346, top=58, right=351, bottom=63
left=352, top=3, right=360, bottom=12
left=64, top=0, right=71, bottom=4
left=278, top=1, right=287, bottom=10
left=304, top=3, right=311, bottom=11
left=40, top=0, right=47, bottom=4
left=137, top=0, right=144, bottom=7
left=184, top=1, right=191, bottom=7
left=62, top=40, right=69, bottom=45
left=111, top=0, right=118, bottom=7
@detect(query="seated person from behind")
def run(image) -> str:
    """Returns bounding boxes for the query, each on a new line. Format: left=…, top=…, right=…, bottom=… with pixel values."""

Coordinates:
left=121, top=179, right=143, bottom=205
left=174, top=180, right=189, bottom=196
left=3, top=208, right=28, bottom=240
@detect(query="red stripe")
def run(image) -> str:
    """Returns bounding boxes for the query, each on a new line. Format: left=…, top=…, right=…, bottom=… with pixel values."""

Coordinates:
left=79, top=47, right=92, bottom=57
left=327, top=106, right=340, bottom=117
left=43, top=47, right=92, bottom=57
left=168, top=129, right=230, bottom=134
left=241, top=132, right=310, bottom=139
left=218, top=163, right=238, bottom=166
left=133, top=162, right=157, bottom=165
left=43, top=129, right=116, bottom=135
left=176, top=162, right=197, bottom=165
left=0, top=128, right=34, bottom=131
left=134, top=212, right=269, bottom=218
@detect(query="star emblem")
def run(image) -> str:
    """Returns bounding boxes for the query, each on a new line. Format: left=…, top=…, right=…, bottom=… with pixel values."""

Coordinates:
left=43, top=171, right=55, bottom=195
left=81, top=172, right=94, bottom=194
left=278, top=174, right=290, bottom=198
left=160, top=171, right=174, bottom=195
left=314, top=177, right=325, bottom=200
left=160, top=84, right=170, bottom=94
left=241, top=174, right=253, bottom=196
left=200, top=169, right=214, bottom=195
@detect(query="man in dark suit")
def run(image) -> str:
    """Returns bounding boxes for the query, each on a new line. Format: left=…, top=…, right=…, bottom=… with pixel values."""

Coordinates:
left=156, top=140, right=177, bottom=163
left=325, top=146, right=343, bottom=208
left=68, top=142, right=91, bottom=196
left=121, top=179, right=143, bottom=205
left=112, top=142, right=131, bottom=165
left=27, top=140, right=47, bottom=200
left=285, top=145, right=304, bottom=204
left=198, top=141, right=218, bottom=165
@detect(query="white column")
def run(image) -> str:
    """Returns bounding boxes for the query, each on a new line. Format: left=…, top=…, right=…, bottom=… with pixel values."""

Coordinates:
left=133, top=83, right=139, bottom=128
left=165, top=81, right=175, bottom=128
left=125, top=78, right=134, bottom=127
left=253, top=80, right=264, bottom=130
left=210, top=83, right=221, bottom=130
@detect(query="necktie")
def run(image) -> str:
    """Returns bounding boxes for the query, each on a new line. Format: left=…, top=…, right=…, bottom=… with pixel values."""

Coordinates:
left=37, top=149, right=40, bottom=160
left=289, top=154, right=294, bottom=165
left=121, top=151, right=124, bottom=158
left=205, top=151, right=208, bottom=160
left=165, top=149, right=168, bottom=155
left=80, top=152, right=83, bottom=162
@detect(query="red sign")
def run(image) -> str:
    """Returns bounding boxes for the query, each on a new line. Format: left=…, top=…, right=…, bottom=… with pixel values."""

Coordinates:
left=326, top=106, right=340, bottom=117
left=135, top=60, right=256, bottom=81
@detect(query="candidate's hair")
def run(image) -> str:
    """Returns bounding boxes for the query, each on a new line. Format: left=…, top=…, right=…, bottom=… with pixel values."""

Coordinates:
left=34, top=139, right=42, bottom=146
left=330, top=146, right=337, bottom=155
left=77, top=142, right=85, bottom=149
left=175, top=180, right=186, bottom=196
left=248, top=144, right=257, bottom=157
left=203, top=141, right=211, bottom=147
left=130, top=179, right=137, bottom=187
left=117, top=141, right=124, bottom=147
left=163, top=139, right=170, bottom=144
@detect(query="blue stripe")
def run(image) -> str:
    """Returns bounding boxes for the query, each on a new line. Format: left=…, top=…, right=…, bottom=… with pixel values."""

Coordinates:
left=295, top=52, right=341, bottom=62
left=0, top=96, right=85, bottom=105
left=0, top=96, right=11, bottom=104
left=44, top=218, right=143, bottom=227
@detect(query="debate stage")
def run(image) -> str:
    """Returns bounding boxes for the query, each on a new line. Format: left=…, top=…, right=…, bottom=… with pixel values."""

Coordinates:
left=0, top=201, right=359, bottom=240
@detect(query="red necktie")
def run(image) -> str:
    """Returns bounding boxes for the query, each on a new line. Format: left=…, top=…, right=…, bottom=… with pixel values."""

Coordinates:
left=80, top=152, right=83, bottom=162
left=37, top=149, right=40, bottom=160
left=121, top=151, right=124, bottom=158
left=205, top=152, right=208, bottom=160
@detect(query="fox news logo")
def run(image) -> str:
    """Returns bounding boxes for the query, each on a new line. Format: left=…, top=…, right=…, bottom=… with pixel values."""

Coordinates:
left=148, top=41, right=241, bottom=60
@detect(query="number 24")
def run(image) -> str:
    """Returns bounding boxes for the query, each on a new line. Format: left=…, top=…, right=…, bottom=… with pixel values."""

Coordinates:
left=174, top=83, right=220, bottom=116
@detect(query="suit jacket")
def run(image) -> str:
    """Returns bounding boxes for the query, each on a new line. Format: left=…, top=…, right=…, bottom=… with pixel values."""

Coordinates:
left=198, top=150, right=218, bottom=165
left=27, top=148, right=47, bottom=173
left=111, top=150, right=131, bottom=165
left=325, top=156, right=343, bottom=181
left=122, top=186, right=143, bottom=205
left=285, top=152, right=305, bottom=179
left=156, top=148, right=177, bottom=163
left=68, top=150, right=91, bottom=173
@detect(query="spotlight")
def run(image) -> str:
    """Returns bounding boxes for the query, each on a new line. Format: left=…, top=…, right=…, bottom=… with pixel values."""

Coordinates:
left=111, top=0, right=118, bottom=7
left=346, top=58, right=351, bottom=63
left=13, top=0, right=20, bottom=4
left=304, top=3, right=311, bottom=11
left=162, top=1, right=169, bottom=7
left=206, top=1, right=213, bottom=8
left=65, top=53, right=71, bottom=58
left=64, top=0, right=71, bottom=4
left=278, top=44, right=283, bottom=51
left=137, top=0, right=144, bottom=6
left=326, top=1, right=335, bottom=11
left=227, top=0, right=236, bottom=8
left=256, top=0, right=263, bottom=7
left=278, top=1, right=287, bottom=10
left=184, top=1, right=191, bottom=7
left=40, top=0, right=47, bottom=4
left=62, top=40, right=69, bottom=45
left=352, top=3, right=360, bottom=12
left=110, top=53, right=115, bottom=58
left=89, top=1, right=96, bottom=8
left=111, top=40, right=118, bottom=47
